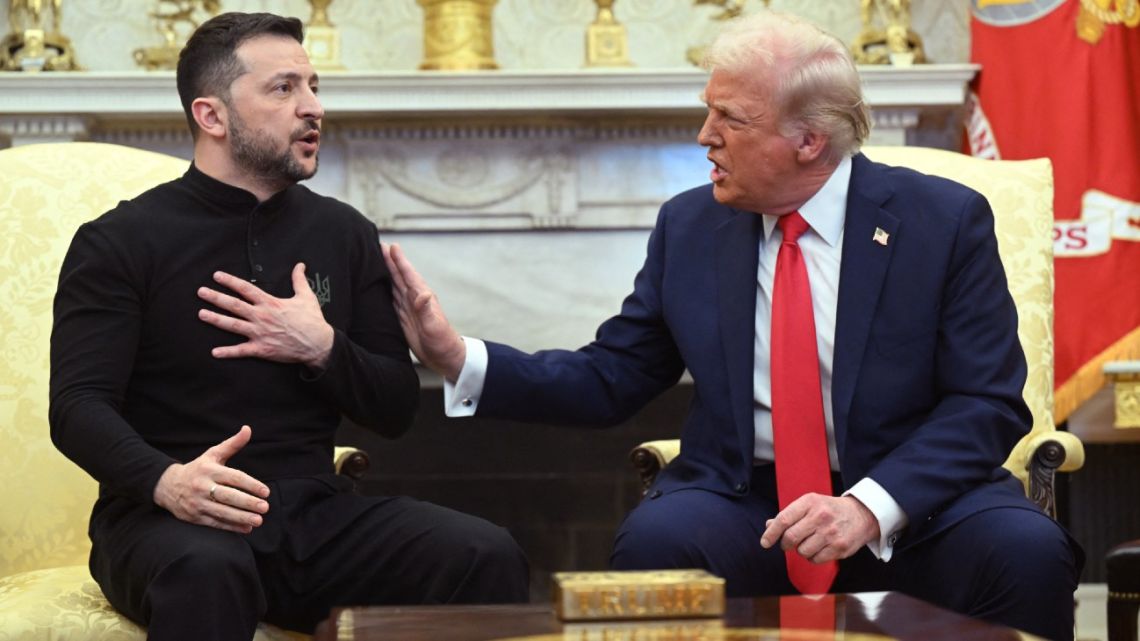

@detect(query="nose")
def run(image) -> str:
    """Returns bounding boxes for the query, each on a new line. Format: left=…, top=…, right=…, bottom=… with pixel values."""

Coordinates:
left=697, top=113, right=720, bottom=148
left=299, top=86, right=324, bottom=122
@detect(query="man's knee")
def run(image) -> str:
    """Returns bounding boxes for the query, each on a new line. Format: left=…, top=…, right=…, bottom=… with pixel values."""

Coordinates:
left=610, top=501, right=692, bottom=570
left=467, top=522, right=528, bottom=575
left=983, top=511, right=1079, bottom=590
left=435, top=519, right=530, bottom=603
left=135, top=529, right=264, bottom=638
left=165, top=532, right=258, bottom=578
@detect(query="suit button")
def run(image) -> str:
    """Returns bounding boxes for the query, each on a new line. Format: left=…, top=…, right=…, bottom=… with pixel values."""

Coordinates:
left=734, top=482, right=748, bottom=494
left=650, top=489, right=663, bottom=499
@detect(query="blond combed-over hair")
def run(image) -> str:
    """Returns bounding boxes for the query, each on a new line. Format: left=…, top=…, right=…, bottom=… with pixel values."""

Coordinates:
left=703, top=10, right=872, bottom=164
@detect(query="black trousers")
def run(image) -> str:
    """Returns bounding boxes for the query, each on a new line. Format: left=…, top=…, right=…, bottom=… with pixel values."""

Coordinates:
left=89, top=474, right=529, bottom=640
left=611, top=465, right=1081, bottom=641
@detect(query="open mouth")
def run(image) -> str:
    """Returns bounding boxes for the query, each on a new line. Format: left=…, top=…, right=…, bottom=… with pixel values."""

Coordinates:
left=295, top=130, right=320, bottom=153
left=708, top=157, right=727, bottom=182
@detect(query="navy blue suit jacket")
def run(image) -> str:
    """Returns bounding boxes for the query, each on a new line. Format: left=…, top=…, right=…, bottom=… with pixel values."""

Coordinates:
left=478, top=153, right=1038, bottom=548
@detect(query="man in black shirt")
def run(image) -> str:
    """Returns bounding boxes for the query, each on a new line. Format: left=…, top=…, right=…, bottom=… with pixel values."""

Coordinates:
left=49, top=12, right=528, bottom=639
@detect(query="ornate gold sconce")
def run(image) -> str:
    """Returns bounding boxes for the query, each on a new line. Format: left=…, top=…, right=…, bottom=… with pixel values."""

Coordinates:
left=0, top=0, right=81, bottom=71
left=418, top=0, right=499, bottom=71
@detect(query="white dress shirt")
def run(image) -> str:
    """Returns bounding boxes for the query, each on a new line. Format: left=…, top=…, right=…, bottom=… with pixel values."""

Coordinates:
left=445, top=156, right=907, bottom=560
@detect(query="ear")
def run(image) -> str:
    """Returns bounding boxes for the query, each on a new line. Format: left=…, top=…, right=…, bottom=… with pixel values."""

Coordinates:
left=794, top=130, right=829, bottom=164
left=191, top=97, right=227, bottom=141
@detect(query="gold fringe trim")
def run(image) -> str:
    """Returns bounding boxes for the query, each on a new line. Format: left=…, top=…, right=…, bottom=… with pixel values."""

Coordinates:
left=1055, top=325, right=1140, bottom=424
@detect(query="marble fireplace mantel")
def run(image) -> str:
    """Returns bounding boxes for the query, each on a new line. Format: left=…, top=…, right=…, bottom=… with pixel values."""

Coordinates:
left=0, top=65, right=976, bottom=232
left=0, top=65, right=976, bottom=119
left=0, top=65, right=978, bottom=354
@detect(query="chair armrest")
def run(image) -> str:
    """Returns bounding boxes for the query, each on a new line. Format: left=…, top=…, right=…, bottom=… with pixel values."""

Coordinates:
left=629, top=439, right=681, bottom=497
left=1019, top=431, right=1084, bottom=518
left=334, top=446, right=371, bottom=482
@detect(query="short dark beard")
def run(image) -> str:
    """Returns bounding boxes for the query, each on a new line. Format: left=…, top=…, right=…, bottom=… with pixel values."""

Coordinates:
left=227, top=107, right=318, bottom=191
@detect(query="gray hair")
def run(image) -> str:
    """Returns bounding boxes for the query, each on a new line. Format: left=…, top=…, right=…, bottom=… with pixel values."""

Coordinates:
left=703, top=10, right=871, bottom=163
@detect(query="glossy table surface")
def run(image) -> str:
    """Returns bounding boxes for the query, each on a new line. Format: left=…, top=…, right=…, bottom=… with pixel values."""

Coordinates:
left=313, top=591, right=1034, bottom=641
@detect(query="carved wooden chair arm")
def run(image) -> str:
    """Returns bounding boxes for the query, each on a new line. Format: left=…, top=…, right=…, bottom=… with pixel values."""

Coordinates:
left=334, top=446, right=371, bottom=482
left=1021, top=431, right=1084, bottom=519
left=629, top=439, right=681, bottom=497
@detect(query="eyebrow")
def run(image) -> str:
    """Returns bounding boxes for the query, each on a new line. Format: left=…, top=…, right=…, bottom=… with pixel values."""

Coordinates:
left=266, top=70, right=319, bottom=86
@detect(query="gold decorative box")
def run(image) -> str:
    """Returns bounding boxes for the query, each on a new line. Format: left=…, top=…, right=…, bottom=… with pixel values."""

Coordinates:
left=552, top=569, right=725, bottom=621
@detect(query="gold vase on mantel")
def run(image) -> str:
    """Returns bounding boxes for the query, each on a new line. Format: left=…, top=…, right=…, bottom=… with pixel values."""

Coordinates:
left=418, top=0, right=498, bottom=71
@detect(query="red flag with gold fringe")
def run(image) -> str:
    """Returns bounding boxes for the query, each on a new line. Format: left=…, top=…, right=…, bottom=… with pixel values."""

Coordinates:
left=967, top=0, right=1140, bottom=422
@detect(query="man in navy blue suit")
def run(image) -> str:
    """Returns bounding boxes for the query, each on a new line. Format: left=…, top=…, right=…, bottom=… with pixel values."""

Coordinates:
left=383, top=10, right=1080, bottom=640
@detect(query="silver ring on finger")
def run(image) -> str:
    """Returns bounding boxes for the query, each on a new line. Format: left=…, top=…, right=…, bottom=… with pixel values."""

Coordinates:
left=209, top=484, right=219, bottom=501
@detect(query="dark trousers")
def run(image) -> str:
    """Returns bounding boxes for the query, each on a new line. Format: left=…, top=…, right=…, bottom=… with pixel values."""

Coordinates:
left=611, top=465, right=1080, bottom=641
left=89, top=475, right=529, bottom=641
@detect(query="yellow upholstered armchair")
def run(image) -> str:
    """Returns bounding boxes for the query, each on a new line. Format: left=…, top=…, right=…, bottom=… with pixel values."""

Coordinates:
left=631, top=146, right=1084, bottom=519
left=0, top=142, right=368, bottom=640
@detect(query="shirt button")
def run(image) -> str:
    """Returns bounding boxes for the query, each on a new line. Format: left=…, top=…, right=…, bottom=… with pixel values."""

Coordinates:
left=461, top=397, right=473, bottom=407
left=888, top=534, right=899, bottom=545
left=734, top=482, right=749, bottom=494
left=254, top=264, right=263, bottom=273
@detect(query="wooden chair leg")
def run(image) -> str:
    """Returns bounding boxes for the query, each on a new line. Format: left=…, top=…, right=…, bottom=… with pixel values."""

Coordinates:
left=1107, top=596, right=1140, bottom=641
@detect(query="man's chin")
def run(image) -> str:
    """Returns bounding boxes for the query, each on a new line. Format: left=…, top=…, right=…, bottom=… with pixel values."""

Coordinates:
left=295, top=154, right=319, bottom=181
left=710, top=183, right=733, bottom=205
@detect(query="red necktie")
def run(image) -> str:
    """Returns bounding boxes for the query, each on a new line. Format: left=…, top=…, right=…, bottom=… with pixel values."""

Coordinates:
left=770, top=211, right=838, bottom=595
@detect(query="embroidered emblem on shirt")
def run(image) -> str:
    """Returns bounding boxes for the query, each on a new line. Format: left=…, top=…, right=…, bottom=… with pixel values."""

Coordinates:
left=307, top=272, right=331, bottom=307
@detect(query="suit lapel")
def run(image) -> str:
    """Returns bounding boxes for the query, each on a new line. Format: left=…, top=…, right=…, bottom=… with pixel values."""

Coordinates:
left=833, top=154, right=899, bottom=460
left=716, top=210, right=763, bottom=460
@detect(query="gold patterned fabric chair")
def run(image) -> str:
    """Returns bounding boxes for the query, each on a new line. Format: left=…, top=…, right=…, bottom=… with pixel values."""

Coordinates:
left=0, top=142, right=368, bottom=641
left=630, top=145, right=1084, bottom=519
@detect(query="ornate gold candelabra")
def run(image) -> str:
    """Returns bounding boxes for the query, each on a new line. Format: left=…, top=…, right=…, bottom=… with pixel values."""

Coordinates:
left=0, top=0, right=81, bottom=71
left=304, top=0, right=345, bottom=70
left=852, top=0, right=926, bottom=66
left=685, top=0, right=767, bottom=67
left=585, top=0, right=631, bottom=67
left=133, top=0, right=221, bottom=71
left=418, top=0, right=498, bottom=71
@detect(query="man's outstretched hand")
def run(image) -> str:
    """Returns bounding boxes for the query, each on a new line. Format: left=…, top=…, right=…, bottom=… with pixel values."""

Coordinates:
left=381, top=242, right=466, bottom=382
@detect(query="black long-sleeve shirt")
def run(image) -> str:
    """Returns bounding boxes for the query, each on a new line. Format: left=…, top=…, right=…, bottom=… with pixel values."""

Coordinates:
left=49, top=164, right=418, bottom=506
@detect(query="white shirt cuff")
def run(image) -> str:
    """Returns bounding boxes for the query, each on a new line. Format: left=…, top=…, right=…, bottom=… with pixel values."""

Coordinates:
left=442, top=337, right=487, bottom=417
left=844, top=478, right=908, bottom=562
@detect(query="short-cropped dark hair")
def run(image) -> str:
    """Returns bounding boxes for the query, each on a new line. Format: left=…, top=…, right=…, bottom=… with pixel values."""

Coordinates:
left=176, top=12, right=304, bottom=138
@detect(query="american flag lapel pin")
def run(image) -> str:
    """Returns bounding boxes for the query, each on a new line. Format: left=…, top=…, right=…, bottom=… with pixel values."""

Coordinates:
left=872, top=227, right=890, bottom=246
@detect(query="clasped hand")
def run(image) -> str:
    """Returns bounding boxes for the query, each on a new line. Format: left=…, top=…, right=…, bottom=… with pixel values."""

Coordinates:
left=197, top=263, right=334, bottom=370
left=760, top=494, right=880, bottom=564
left=153, top=425, right=270, bottom=534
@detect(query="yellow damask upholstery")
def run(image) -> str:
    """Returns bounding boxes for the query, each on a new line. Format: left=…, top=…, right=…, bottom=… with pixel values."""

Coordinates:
left=0, top=142, right=367, bottom=641
left=630, top=146, right=1084, bottom=518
